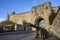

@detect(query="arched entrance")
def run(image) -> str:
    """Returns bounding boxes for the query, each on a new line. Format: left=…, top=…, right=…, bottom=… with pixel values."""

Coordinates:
left=35, top=18, right=46, bottom=28
left=35, top=18, right=50, bottom=39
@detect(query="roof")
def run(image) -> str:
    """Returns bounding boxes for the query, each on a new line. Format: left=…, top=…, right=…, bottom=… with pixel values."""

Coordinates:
left=0, top=21, right=15, bottom=26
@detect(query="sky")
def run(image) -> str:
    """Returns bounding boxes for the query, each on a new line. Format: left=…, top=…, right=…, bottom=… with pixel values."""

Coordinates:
left=0, top=0, right=60, bottom=22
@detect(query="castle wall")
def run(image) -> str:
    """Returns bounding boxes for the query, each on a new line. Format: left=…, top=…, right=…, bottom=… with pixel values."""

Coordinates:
left=31, top=2, right=52, bottom=30
left=9, top=11, right=33, bottom=25
left=7, top=2, right=60, bottom=32
left=51, top=8, right=60, bottom=38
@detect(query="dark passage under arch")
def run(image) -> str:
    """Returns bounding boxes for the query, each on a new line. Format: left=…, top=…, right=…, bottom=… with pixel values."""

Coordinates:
left=35, top=18, right=46, bottom=29
left=35, top=18, right=50, bottom=39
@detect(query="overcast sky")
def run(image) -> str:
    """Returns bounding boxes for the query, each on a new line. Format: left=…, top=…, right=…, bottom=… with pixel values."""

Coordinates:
left=0, top=0, right=60, bottom=22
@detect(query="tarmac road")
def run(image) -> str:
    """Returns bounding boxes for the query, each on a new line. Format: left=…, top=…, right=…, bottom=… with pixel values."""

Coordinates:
left=0, top=31, right=36, bottom=40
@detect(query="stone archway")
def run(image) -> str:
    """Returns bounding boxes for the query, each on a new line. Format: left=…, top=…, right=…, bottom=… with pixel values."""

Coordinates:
left=34, top=17, right=50, bottom=39
left=35, top=18, right=46, bottom=29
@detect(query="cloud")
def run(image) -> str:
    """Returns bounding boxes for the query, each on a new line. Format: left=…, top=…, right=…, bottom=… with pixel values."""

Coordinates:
left=0, top=18, right=5, bottom=22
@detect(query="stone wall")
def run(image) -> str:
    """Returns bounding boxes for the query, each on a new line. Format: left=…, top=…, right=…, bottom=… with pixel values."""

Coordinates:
left=51, top=9, right=60, bottom=38
left=6, top=2, right=60, bottom=32
left=9, top=11, right=33, bottom=24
